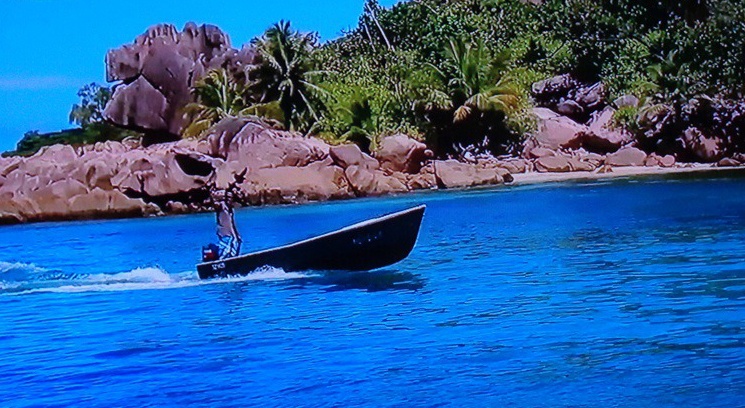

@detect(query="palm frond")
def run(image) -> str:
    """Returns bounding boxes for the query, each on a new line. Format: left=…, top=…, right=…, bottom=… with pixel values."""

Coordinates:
left=453, top=105, right=472, bottom=123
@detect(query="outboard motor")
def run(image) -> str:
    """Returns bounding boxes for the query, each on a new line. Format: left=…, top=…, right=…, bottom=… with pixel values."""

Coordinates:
left=202, top=244, right=220, bottom=262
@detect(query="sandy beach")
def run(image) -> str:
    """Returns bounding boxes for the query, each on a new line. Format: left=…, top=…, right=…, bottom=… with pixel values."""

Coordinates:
left=511, top=165, right=745, bottom=186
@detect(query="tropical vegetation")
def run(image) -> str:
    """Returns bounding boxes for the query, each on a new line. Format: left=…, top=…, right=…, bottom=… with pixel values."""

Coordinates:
left=13, top=0, right=745, bottom=158
left=6, top=83, right=139, bottom=157
left=184, top=0, right=744, bottom=157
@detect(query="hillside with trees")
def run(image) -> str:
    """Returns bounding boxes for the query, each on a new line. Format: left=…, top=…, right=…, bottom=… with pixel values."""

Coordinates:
left=11, top=0, right=745, bottom=163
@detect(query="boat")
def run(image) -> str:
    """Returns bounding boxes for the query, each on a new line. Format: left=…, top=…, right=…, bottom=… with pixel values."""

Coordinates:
left=197, top=205, right=426, bottom=279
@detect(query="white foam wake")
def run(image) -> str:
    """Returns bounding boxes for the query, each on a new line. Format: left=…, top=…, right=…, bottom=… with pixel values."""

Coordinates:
left=0, top=262, right=310, bottom=295
left=0, top=261, right=47, bottom=275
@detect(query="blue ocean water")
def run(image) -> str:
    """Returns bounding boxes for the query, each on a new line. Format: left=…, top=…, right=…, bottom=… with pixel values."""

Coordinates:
left=1, top=173, right=744, bottom=407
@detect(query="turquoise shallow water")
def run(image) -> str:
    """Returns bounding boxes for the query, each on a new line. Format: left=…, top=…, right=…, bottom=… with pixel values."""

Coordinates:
left=1, top=174, right=744, bottom=407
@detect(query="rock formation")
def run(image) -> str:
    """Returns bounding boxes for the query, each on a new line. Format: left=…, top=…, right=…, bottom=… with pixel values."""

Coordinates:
left=605, top=147, right=648, bottom=167
left=0, top=117, right=517, bottom=225
left=532, top=74, right=607, bottom=123
left=374, top=134, right=432, bottom=174
left=4, top=109, right=744, bottom=225
left=104, top=23, right=258, bottom=144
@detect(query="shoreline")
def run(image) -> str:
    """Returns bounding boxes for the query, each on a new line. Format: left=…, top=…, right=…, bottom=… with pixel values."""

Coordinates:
left=4, top=163, right=744, bottom=228
left=510, top=165, right=745, bottom=186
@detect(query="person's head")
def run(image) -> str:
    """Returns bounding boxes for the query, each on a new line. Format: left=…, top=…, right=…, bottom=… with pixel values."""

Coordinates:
left=211, top=189, right=226, bottom=202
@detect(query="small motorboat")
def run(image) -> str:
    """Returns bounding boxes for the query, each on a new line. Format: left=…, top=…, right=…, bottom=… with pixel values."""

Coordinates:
left=197, top=205, right=426, bottom=279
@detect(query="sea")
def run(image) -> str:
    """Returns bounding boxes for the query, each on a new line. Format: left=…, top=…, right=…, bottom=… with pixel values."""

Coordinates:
left=1, top=172, right=744, bottom=407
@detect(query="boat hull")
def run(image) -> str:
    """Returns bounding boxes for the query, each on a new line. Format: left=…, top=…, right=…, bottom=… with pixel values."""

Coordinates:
left=197, top=205, right=426, bottom=279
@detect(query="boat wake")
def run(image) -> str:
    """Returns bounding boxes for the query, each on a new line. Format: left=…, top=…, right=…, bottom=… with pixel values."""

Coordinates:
left=0, top=261, right=309, bottom=295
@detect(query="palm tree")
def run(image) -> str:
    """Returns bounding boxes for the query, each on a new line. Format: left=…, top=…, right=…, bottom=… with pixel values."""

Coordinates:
left=248, top=21, right=327, bottom=132
left=333, top=87, right=391, bottom=152
left=414, top=39, right=523, bottom=156
left=182, top=68, right=281, bottom=138
left=426, top=39, right=520, bottom=124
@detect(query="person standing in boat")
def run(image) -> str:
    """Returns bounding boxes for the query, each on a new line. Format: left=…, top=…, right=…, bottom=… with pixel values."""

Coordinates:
left=211, top=169, right=247, bottom=260
left=212, top=188, right=241, bottom=259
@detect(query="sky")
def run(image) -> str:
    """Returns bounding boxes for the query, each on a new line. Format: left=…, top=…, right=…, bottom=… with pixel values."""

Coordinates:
left=0, top=0, right=400, bottom=152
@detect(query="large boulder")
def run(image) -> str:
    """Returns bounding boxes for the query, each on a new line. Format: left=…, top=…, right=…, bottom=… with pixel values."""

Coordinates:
left=205, top=118, right=329, bottom=169
left=535, top=155, right=572, bottom=173
left=573, top=150, right=605, bottom=165
left=527, top=146, right=556, bottom=159
left=0, top=157, right=21, bottom=177
left=32, top=179, right=90, bottom=201
left=32, top=144, right=79, bottom=163
left=0, top=196, right=27, bottom=224
left=583, top=107, right=634, bottom=153
left=0, top=211, right=23, bottom=225
left=574, top=82, right=606, bottom=113
left=344, top=165, right=408, bottom=197
left=242, top=165, right=352, bottom=204
left=528, top=109, right=590, bottom=151
left=78, top=159, right=118, bottom=190
left=613, top=95, right=639, bottom=109
left=532, top=75, right=580, bottom=109
left=375, top=134, right=431, bottom=174
left=29, top=195, right=71, bottom=220
left=557, top=100, right=584, bottom=117
left=69, top=188, right=159, bottom=219
left=680, top=127, right=724, bottom=163
left=496, top=158, right=530, bottom=174
left=606, top=147, right=648, bottom=167
left=50, top=179, right=89, bottom=199
left=0, top=199, right=28, bottom=224
left=111, top=145, right=212, bottom=198
left=104, top=23, right=258, bottom=141
left=717, top=158, right=741, bottom=167
left=104, top=76, right=170, bottom=132
left=108, top=190, right=159, bottom=216
left=567, top=157, right=598, bottom=172
left=68, top=188, right=114, bottom=218
left=532, top=75, right=606, bottom=121
left=433, top=160, right=505, bottom=189
left=645, top=153, right=676, bottom=168
left=406, top=163, right=438, bottom=190
left=330, top=144, right=379, bottom=170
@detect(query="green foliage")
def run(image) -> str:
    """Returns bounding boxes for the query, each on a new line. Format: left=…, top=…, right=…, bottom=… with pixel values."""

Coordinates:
left=424, top=39, right=520, bottom=123
left=49, top=0, right=745, bottom=158
left=6, top=82, right=142, bottom=157
left=5, top=123, right=137, bottom=157
left=317, top=83, right=394, bottom=151
left=339, top=1, right=735, bottom=153
left=183, top=68, right=283, bottom=138
left=69, top=83, right=111, bottom=127
left=612, top=105, right=641, bottom=133
left=249, top=21, right=327, bottom=132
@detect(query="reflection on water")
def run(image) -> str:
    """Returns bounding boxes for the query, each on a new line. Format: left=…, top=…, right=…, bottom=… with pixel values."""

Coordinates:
left=308, top=269, right=425, bottom=292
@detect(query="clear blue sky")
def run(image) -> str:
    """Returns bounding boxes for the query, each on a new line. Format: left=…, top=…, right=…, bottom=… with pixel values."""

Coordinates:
left=0, top=0, right=399, bottom=151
